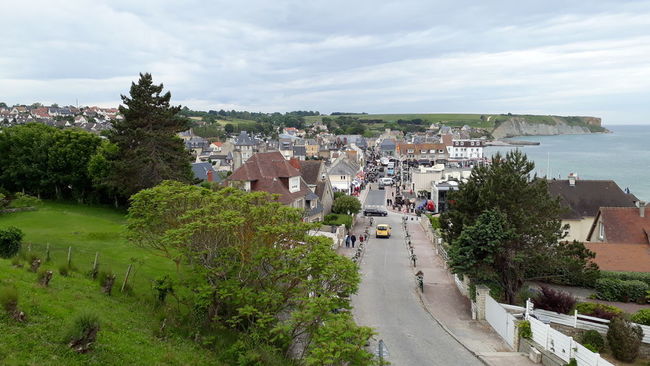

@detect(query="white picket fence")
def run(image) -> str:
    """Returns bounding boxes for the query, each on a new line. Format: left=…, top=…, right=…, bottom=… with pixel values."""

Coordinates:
left=528, top=316, right=615, bottom=366
left=531, top=306, right=650, bottom=344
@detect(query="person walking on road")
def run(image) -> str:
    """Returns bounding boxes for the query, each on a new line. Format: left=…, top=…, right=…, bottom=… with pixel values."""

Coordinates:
left=351, top=234, right=357, bottom=248
left=345, top=234, right=350, bottom=248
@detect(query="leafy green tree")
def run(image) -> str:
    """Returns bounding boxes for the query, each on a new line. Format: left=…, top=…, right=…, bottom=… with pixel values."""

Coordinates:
left=107, top=73, right=193, bottom=199
left=0, top=124, right=102, bottom=201
left=0, top=226, right=23, bottom=259
left=127, top=181, right=373, bottom=363
left=224, top=123, right=235, bottom=134
left=332, top=195, right=361, bottom=215
left=442, top=151, right=569, bottom=304
left=305, top=313, right=377, bottom=365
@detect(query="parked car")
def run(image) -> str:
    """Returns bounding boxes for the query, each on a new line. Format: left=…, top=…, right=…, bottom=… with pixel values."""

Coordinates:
left=375, top=224, right=391, bottom=238
left=364, top=208, right=388, bottom=217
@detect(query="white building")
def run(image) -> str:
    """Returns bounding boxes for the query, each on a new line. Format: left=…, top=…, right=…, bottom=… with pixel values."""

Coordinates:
left=450, top=140, right=485, bottom=159
left=327, top=157, right=360, bottom=194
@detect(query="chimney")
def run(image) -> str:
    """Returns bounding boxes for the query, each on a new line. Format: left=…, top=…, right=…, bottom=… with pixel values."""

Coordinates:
left=568, top=173, right=577, bottom=187
left=639, top=201, right=647, bottom=218
left=289, top=157, right=301, bottom=170
left=206, top=169, right=214, bottom=182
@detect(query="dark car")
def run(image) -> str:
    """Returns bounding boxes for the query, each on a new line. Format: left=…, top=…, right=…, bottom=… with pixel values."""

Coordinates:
left=364, top=208, right=388, bottom=216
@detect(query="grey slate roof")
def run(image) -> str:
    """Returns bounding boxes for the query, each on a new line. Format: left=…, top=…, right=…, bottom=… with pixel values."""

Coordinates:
left=191, top=162, right=219, bottom=181
left=548, top=180, right=637, bottom=220
left=235, top=131, right=257, bottom=146
left=329, top=159, right=359, bottom=176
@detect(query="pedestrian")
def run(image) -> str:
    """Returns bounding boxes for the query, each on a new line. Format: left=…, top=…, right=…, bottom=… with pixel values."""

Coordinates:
left=351, top=234, right=357, bottom=248
left=345, top=234, right=350, bottom=248
left=360, top=235, right=364, bottom=243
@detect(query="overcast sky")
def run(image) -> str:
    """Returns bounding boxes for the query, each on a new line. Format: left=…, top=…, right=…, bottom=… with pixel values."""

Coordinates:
left=2, top=0, right=650, bottom=124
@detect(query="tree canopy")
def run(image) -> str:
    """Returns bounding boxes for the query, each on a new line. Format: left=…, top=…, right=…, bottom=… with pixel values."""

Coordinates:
left=332, top=195, right=362, bottom=215
left=0, top=123, right=102, bottom=201
left=441, top=150, right=592, bottom=304
left=127, top=181, right=375, bottom=364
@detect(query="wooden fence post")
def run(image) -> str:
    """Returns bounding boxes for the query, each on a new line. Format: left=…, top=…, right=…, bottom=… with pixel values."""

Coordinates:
left=574, top=309, right=578, bottom=328
left=67, top=246, right=72, bottom=267
left=92, top=252, right=99, bottom=278
left=45, top=243, right=50, bottom=262
left=121, top=264, right=133, bottom=293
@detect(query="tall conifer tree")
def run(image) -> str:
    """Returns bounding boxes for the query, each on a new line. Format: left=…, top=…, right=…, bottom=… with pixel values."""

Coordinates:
left=108, top=73, right=193, bottom=198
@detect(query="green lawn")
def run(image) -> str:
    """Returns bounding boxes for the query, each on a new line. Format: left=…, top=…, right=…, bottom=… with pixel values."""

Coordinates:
left=0, top=202, right=222, bottom=365
left=0, top=202, right=173, bottom=292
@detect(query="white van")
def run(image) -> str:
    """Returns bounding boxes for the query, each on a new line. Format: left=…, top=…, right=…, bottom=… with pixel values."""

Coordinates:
left=379, top=177, right=394, bottom=186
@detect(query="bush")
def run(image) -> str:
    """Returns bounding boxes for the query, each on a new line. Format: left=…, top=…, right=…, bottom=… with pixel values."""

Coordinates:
left=8, top=192, right=41, bottom=208
left=607, top=317, right=642, bottom=362
left=323, top=214, right=353, bottom=229
left=517, top=320, right=532, bottom=339
left=0, top=286, right=18, bottom=313
left=64, top=312, right=101, bottom=353
left=595, top=278, right=649, bottom=302
left=0, top=226, right=23, bottom=259
left=532, top=285, right=577, bottom=314
left=332, top=195, right=361, bottom=215
left=601, top=271, right=650, bottom=287
left=576, top=302, right=623, bottom=320
left=580, top=330, right=605, bottom=352
left=631, top=309, right=650, bottom=326
left=427, top=215, right=441, bottom=230
left=153, top=275, right=174, bottom=303
left=583, top=344, right=598, bottom=353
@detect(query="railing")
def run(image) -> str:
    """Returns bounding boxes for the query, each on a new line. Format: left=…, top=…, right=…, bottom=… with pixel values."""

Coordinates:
left=530, top=307, right=650, bottom=344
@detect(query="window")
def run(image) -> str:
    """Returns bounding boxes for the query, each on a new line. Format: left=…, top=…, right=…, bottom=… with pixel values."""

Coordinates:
left=598, top=222, right=605, bottom=240
left=407, top=149, right=414, bottom=153
left=421, top=150, right=427, bottom=154
left=341, top=176, right=345, bottom=179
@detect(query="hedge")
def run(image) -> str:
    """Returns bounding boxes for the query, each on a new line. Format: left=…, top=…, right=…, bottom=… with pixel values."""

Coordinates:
left=595, top=278, right=649, bottom=303
left=322, top=214, right=353, bottom=229
left=601, top=271, right=650, bottom=287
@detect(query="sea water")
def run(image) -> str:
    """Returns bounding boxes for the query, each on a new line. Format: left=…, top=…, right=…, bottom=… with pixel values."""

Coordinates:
left=484, top=125, right=650, bottom=201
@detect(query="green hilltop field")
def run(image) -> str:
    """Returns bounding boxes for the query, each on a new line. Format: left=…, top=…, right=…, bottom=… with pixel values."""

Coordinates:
left=0, top=202, right=225, bottom=365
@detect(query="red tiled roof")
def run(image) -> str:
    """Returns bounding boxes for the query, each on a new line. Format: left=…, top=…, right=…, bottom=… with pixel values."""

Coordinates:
left=597, top=207, right=650, bottom=244
left=228, top=151, right=312, bottom=205
left=585, top=243, right=650, bottom=272
left=229, top=152, right=300, bottom=181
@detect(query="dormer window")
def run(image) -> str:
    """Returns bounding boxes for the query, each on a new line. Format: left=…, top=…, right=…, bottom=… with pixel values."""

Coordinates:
left=598, top=222, right=605, bottom=241
left=289, top=176, right=300, bottom=193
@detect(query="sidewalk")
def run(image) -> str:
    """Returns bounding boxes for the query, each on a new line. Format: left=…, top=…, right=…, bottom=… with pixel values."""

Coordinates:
left=407, top=220, right=536, bottom=366
left=337, top=186, right=371, bottom=259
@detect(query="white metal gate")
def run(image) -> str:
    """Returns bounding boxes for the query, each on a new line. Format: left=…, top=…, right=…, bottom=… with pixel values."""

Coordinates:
left=485, top=295, right=516, bottom=348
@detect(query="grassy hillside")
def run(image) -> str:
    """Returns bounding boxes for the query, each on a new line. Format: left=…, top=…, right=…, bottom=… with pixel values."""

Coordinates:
left=0, top=202, right=173, bottom=291
left=0, top=202, right=222, bottom=365
left=306, top=113, right=498, bottom=129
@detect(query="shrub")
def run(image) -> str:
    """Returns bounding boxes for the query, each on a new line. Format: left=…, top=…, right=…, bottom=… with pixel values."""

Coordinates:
left=428, top=215, right=441, bottom=230
left=532, top=285, right=577, bottom=314
left=566, top=359, right=577, bottom=366
left=576, top=302, right=623, bottom=320
left=153, top=275, right=174, bottom=303
left=0, top=193, right=7, bottom=208
left=580, top=330, right=605, bottom=352
left=631, top=309, right=650, bottom=326
left=332, top=195, right=361, bottom=215
left=595, top=278, right=649, bottom=302
left=323, top=214, right=353, bottom=229
left=583, top=344, right=598, bottom=353
left=8, top=192, right=41, bottom=208
left=601, top=271, right=650, bottom=287
left=621, top=280, right=648, bottom=303
left=517, top=320, right=532, bottom=340
left=515, top=287, right=538, bottom=306
left=608, top=317, right=643, bottom=362
left=0, top=286, right=18, bottom=313
left=0, top=226, right=24, bottom=259
left=64, top=312, right=101, bottom=353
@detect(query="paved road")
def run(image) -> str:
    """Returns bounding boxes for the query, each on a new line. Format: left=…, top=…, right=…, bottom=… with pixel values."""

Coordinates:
left=353, top=187, right=482, bottom=366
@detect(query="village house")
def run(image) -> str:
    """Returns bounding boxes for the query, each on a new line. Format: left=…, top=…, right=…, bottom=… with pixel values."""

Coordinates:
left=227, top=152, right=324, bottom=222
left=449, top=139, right=485, bottom=160
left=232, top=131, right=259, bottom=170
left=548, top=175, right=637, bottom=242
left=295, top=159, right=335, bottom=216
left=584, top=202, right=650, bottom=272
left=327, top=157, right=361, bottom=194
left=396, top=142, right=449, bottom=163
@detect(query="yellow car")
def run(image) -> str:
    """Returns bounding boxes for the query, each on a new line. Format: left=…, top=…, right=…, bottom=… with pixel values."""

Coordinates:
left=375, top=224, right=391, bottom=238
